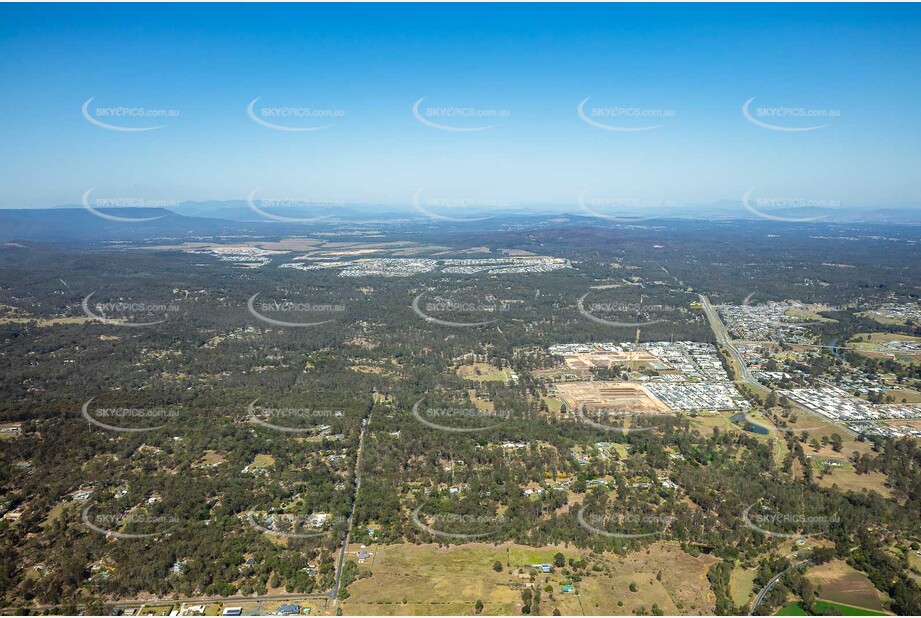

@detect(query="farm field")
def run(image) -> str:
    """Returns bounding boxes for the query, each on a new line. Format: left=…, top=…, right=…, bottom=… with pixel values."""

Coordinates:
left=805, top=560, right=887, bottom=612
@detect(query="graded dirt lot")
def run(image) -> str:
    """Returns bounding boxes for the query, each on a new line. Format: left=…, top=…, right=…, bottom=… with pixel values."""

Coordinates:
left=339, top=542, right=717, bottom=616
left=555, top=381, right=671, bottom=415
left=559, top=350, right=660, bottom=373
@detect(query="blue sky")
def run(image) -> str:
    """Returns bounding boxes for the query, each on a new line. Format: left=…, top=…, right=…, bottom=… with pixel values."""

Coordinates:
left=1, top=3, right=919, bottom=211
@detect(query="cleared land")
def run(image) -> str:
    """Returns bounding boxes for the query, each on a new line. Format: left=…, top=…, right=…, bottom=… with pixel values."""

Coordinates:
left=554, top=381, right=670, bottom=415
left=457, top=363, right=512, bottom=383
left=339, top=542, right=717, bottom=616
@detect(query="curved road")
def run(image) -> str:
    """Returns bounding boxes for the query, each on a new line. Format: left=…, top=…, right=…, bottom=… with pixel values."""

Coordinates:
left=750, top=560, right=811, bottom=615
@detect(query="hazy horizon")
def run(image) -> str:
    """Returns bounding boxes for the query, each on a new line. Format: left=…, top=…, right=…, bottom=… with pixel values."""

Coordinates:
left=2, top=3, right=921, bottom=213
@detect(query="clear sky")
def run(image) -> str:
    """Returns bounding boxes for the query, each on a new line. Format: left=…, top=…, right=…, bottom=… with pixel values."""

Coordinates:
left=1, top=3, right=919, bottom=211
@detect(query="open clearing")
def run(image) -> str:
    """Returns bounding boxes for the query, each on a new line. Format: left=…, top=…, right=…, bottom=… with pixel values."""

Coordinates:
left=340, top=542, right=717, bottom=616
left=457, top=363, right=512, bottom=383
left=730, top=566, right=758, bottom=607
left=554, top=381, right=670, bottom=415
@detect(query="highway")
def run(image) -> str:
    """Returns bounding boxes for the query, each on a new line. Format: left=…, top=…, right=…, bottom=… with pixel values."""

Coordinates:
left=698, top=294, right=759, bottom=386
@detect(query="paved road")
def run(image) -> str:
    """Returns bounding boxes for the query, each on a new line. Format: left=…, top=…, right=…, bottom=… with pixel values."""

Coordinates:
left=750, top=560, right=811, bottom=615
left=698, top=294, right=759, bottom=386
left=328, top=404, right=374, bottom=602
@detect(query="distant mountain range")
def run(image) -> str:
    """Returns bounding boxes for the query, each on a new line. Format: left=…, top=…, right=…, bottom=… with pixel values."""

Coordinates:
left=1, top=200, right=919, bottom=244
left=48, top=199, right=921, bottom=223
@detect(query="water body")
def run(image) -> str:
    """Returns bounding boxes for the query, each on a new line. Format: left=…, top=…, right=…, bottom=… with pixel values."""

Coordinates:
left=730, top=413, right=769, bottom=435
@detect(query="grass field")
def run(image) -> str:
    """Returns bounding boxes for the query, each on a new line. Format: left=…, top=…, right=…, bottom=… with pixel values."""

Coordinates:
left=775, top=600, right=888, bottom=616
left=848, top=333, right=921, bottom=363
left=457, top=363, right=512, bottom=382
left=730, top=566, right=757, bottom=607
left=885, top=389, right=921, bottom=403
left=776, top=602, right=809, bottom=615
left=814, top=466, right=892, bottom=499
left=339, top=542, right=717, bottom=616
